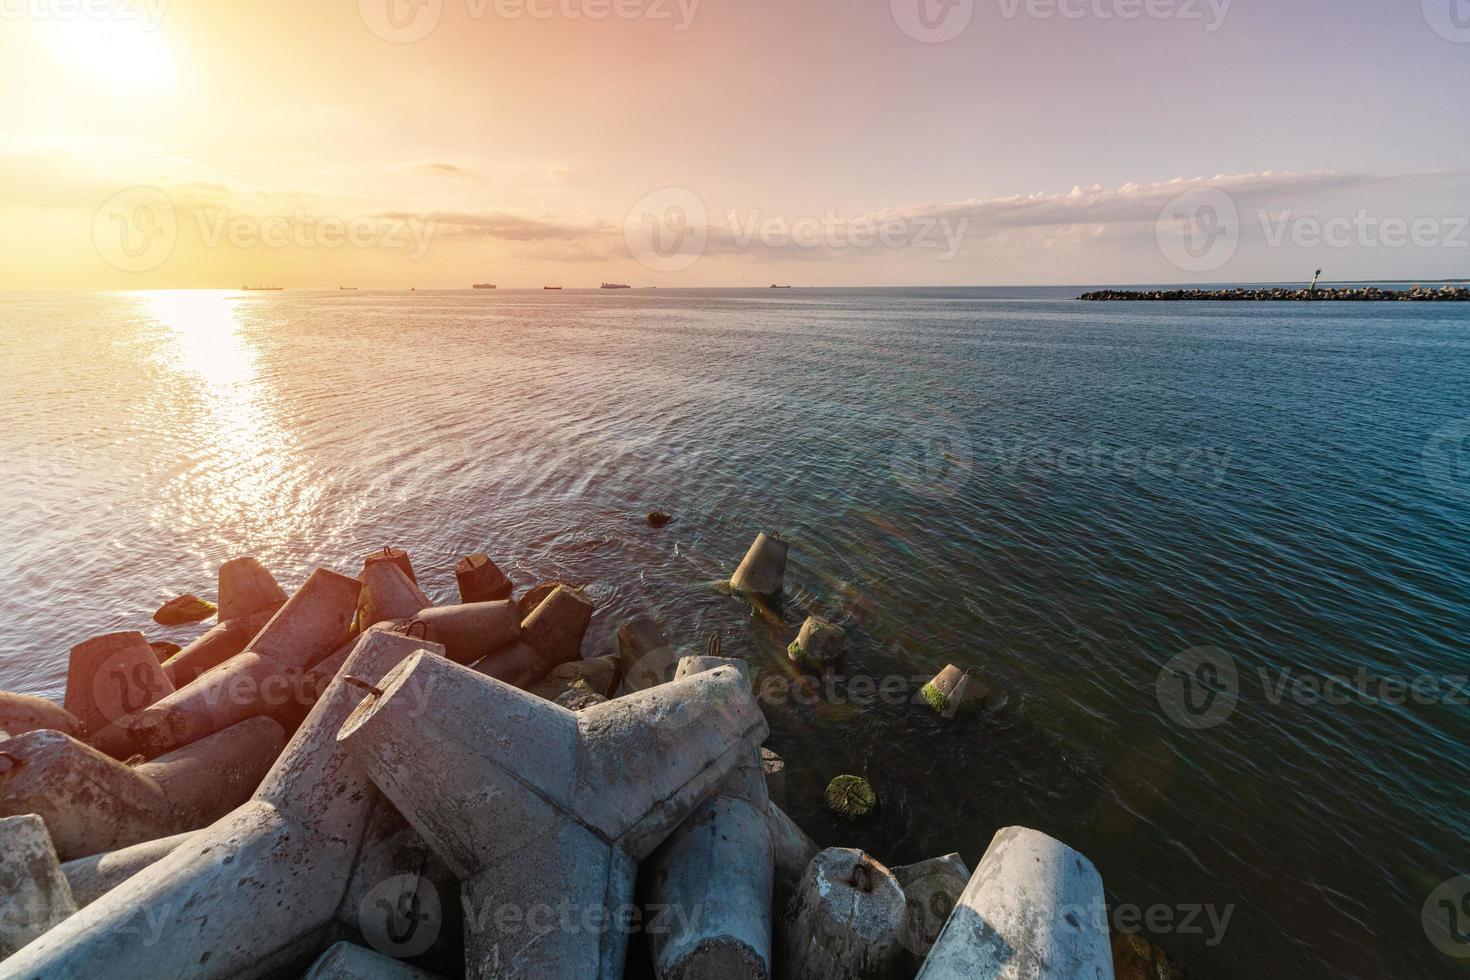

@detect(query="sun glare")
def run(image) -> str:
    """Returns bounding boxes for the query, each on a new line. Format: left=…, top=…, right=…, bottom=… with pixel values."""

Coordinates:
left=42, top=18, right=176, bottom=95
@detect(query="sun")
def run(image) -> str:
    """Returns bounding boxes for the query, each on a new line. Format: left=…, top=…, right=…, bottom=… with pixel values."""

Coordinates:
left=42, top=17, right=176, bottom=95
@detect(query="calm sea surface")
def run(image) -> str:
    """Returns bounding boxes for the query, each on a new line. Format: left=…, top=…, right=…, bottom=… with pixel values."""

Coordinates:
left=1, top=287, right=1468, bottom=978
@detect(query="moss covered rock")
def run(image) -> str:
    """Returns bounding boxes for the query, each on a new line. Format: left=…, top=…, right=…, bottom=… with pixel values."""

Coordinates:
left=152, top=594, right=217, bottom=626
left=825, top=774, right=877, bottom=821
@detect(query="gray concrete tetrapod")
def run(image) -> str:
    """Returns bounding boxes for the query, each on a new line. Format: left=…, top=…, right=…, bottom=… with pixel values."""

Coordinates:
left=64, top=631, right=175, bottom=757
left=892, top=854, right=970, bottom=966
left=397, top=600, right=522, bottom=666
left=0, top=631, right=443, bottom=979
left=159, top=604, right=280, bottom=688
left=216, top=556, right=289, bottom=622
left=468, top=640, right=550, bottom=689
left=455, top=553, right=513, bottom=604
left=304, top=941, right=444, bottom=980
left=60, top=832, right=194, bottom=907
left=0, top=716, right=285, bottom=861
left=644, top=655, right=774, bottom=979
left=359, top=562, right=433, bottom=632
left=777, top=848, right=908, bottom=980
left=363, top=547, right=417, bottom=584
left=616, top=615, right=679, bottom=693
left=788, top=617, right=845, bottom=674
left=336, top=651, right=770, bottom=980
left=0, top=814, right=77, bottom=959
left=0, top=692, right=83, bottom=740
left=916, top=827, right=1112, bottom=980
left=765, top=801, right=818, bottom=908
left=129, top=567, right=361, bottom=756
left=730, top=533, right=787, bottom=597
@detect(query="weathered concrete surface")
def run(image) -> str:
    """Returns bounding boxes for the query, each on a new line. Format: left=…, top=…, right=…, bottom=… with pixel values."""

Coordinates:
left=761, top=748, right=787, bottom=809
left=766, top=802, right=819, bottom=908
left=359, top=562, right=433, bottom=630
left=916, top=827, right=1112, bottom=980
left=303, top=941, right=445, bottom=980
left=0, top=631, right=441, bottom=980
left=399, top=601, right=521, bottom=666
left=159, top=604, right=280, bottom=688
left=788, top=617, right=845, bottom=674
left=527, top=655, right=621, bottom=702
left=0, top=716, right=284, bottom=862
left=468, top=640, right=548, bottom=689
left=0, top=729, right=173, bottom=861
left=0, top=692, right=84, bottom=740
left=730, top=533, right=788, bottom=597
left=455, top=553, right=512, bottom=604
left=892, top=853, right=970, bottom=965
left=337, top=652, right=769, bottom=979
left=363, top=547, right=418, bottom=584
left=645, top=656, right=774, bottom=980
left=520, top=585, right=593, bottom=670
left=60, top=832, right=193, bottom=907
left=216, top=556, right=289, bottom=622
left=777, top=848, right=907, bottom=980
left=617, top=615, right=679, bottom=693
left=515, top=580, right=579, bottom=622
left=129, top=568, right=360, bottom=756
left=0, top=814, right=77, bottom=959
left=64, top=631, right=174, bottom=757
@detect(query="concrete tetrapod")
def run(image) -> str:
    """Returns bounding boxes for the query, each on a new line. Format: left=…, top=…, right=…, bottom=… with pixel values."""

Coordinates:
left=730, top=532, right=788, bottom=598
left=0, top=630, right=443, bottom=979
left=777, top=848, right=908, bottom=980
left=0, top=814, right=77, bottom=959
left=0, top=692, right=83, bottom=739
left=915, top=827, right=1112, bottom=980
left=216, top=556, right=289, bottom=622
left=0, top=716, right=285, bottom=861
left=304, top=941, right=444, bottom=980
left=644, top=655, right=775, bottom=980
left=455, top=553, right=513, bottom=604
left=891, top=854, right=970, bottom=966
left=336, top=651, right=770, bottom=980
left=61, top=832, right=194, bottom=907
left=129, top=568, right=361, bottom=757
left=397, top=600, right=522, bottom=666
left=159, top=604, right=281, bottom=688
left=358, top=562, right=433, bottom=632
left=64, top=631, right=174, bottom=757
left=363, top=547, right=417, bottom=584
left=520, top=584, right=594, bottom=670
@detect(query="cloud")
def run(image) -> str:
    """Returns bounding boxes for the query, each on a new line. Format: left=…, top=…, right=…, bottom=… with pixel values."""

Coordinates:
left=403, top=161, right=477, bottom=177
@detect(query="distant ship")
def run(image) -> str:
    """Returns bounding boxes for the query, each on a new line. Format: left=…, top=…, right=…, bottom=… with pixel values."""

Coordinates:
left=339, top=286, right=357, bottom=290
left=544, top=286, right=562, bottom=290
left=601, top=282, right=631, bottom=289
left=242, top=285, right=282, bottom=291
left=472, top=283, right=496, bottom=289
left=770, top=284, right=791, bottom=289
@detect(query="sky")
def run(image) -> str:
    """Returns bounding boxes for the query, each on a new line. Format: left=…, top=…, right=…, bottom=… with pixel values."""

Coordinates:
left=1, top=0, right=1468, bottom=288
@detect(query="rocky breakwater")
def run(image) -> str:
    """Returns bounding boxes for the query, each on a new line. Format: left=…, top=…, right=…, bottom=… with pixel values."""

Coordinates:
left=0, top=534, right=1161, bottom=978
left=1080, top=284, right=1470, bottom=301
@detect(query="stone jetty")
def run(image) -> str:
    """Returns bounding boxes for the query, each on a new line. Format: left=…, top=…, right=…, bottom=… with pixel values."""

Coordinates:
left=1080, top=284, right=1470, bottom=301
left=0, top=537, right=1129, bottom=979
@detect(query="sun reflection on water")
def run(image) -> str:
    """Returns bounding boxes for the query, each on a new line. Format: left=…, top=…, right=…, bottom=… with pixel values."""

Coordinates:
left=140, top=291, right=296, bottom=543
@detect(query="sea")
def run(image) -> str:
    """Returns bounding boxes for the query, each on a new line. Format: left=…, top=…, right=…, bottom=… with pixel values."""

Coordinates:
left=1, top=286, right=1467, bottom=978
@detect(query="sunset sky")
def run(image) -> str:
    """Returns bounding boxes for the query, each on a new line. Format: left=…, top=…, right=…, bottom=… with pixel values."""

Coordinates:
left=3, top=0, right=1469, bottom=288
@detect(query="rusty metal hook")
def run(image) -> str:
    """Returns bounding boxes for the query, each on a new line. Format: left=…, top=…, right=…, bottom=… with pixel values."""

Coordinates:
left=343, top=676, right=384, bottom=698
